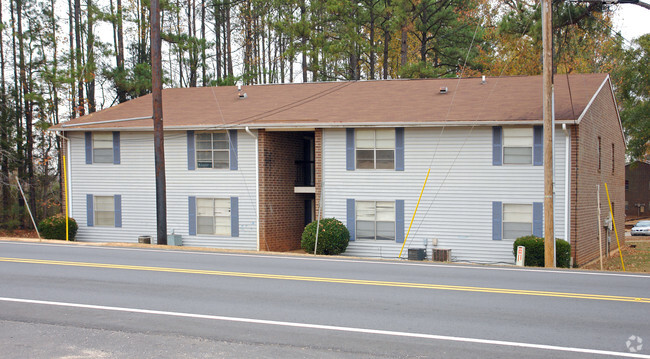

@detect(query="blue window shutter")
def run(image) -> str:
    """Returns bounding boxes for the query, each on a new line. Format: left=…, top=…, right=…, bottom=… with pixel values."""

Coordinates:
left=86, top=194, right=94, bottom=227
left=229, top=130, right=238, bottom=170
left=113, top=132, right=121, bottom=164
left=533, top=125, right=543, bottom=166
left=114, top=194, right=122, bottom=227
left=188, top=196, right=196, bottom=235
left=533, top=202, right=543, bottom=237
left=231, top=197, right=239, bottom=237
left=492, top=127, right=502, bottom=166
left=346, top=128, right=355, bottom=171
left=187, top=131, right=195, bottom=170
left=347, top=199, right=355, bottom=241
left=492, top=201, right=502, bottom=240
left=85, top=132, right=92, bottom=164
left=395, top=128, right=404, bottom=171
left=395, top=200, right=404, bottom=243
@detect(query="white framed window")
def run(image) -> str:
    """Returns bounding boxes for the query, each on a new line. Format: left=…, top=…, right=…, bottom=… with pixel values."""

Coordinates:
left=196, top=198, right=231, bottom=235
left=356, top=201, right=395, bottom=240
left=93, top=133, right=113, bottom=163
left=356, top=129, right=395, bottom=169
left=503, top=203, right=533, bottom=239
left=196, top=132, right=229, bottom=169
left=94, top=196, right=115, bottom=226
left=503, top=127, right=533, bottom=165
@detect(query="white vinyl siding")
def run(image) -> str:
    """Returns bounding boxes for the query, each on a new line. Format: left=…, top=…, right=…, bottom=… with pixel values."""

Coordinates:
left=356, top=201, right=395, bottom=241
left=94, top=196, right=114, bottom=226
left=196, top=132, right=229, bottom=169
left=197, top=198, right=231, bottom=235
left=356, top=129, right=395, bottom=169
left=503, top=127, right=533, bottom=164
left=502, top=204, right=532, bottom=240
left=93, top=133, right=113, bottom=163
left=323, top=126, right=568, bottom=263
left=69, top=130, right=257, bottom=249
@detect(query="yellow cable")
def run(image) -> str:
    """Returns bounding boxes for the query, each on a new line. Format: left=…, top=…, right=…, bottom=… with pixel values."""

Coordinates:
left=63, top=154, right=69, bottom=241
left=399, top=169, right=430, bottom=259
left=604, top=183, right=624, bottom=271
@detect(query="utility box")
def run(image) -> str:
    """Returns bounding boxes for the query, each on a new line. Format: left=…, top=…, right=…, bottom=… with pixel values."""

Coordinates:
left=432, top=248, right=451, bottom=262
left=408, top=248, right=426, bottom=261
left=168, top=234, right=183, bottom=246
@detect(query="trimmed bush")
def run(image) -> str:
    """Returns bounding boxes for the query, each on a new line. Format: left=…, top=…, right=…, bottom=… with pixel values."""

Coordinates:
left=38, top=213, right=78, bottom=240
left=512, top=235, right=571, bottom=268
left=301, top=218, right=349, bottom=255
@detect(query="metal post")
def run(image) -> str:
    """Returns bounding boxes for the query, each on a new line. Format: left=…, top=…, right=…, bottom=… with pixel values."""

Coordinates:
left=542, top=0, right=555, bottom=268
left=151, top=0, right=167, bottom=245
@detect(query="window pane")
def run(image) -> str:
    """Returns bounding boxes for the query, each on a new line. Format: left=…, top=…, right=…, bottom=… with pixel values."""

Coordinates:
left=213, top=151, right=229, bottom=169
left=197, top=151, right=213, bottom=168
left=197, top=216, right=214, bottom=234
left=213, top=139, right=229, bottom=150
left=95, top=196, right=114, bottom=211
left=376, top=201, right=395, bottom=221
left=357, top=201, right=375, bottom=221
left=95, top=211, right=114, bottom=226
left=503, top=222, right=532, bottom=240
left=196, top=199, right=213, bottom=216
left=504, top=147, right=532, bottom=164
left=503, top=204, right=532, bottom=222
left=356, top=150, right=374, bottom=169
left=376, top=221, right=395, bottom=240
left=376, top=150, right=394, bottom=169
left=503, top=127, right=533, bottom=146
left=196, top=138, right=212, bottom=150
left=214, top=216, right=231, bottom=235
left=196, top=133, right=212, bottom=142
left=213, top=199, right=230, bottom=216
left=94, top=148, right=113, bottom=163
left=356, top=130, right=374, bottom=149
left=93, top=133, right=113, bottom=148
left=356, top=221, right=375, bottom=240
left=375, top=129, right=395, bottom=149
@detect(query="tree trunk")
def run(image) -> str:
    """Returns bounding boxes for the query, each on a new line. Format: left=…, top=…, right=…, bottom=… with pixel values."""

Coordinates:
left=226, top=4, right=233, bottom=78
left=300, top=0, right=307, bottom=83
left=116, top=0, right=126, bottom=102
left=369, top=12, right=375, bottom=80
left=383, top=26, right=390, bottom=79
left=0, top=0, right=9, bottom=221
left=74, top=0, right=84, bottom=116
left=10, top=0, right=23, bottom=183
left=87, top=0, right=96, bottom=113
left=201, top=0, right=206, bottom=86
left=400, top=26, right=408, bottom=71
left=68, top=0, right=76, bottom=115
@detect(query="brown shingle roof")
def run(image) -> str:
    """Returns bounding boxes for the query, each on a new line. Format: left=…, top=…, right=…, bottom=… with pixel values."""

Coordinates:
left=52, top=73, right=610, bottom=131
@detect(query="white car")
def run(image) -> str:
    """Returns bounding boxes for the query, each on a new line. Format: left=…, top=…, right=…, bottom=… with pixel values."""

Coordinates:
left=631, top=220, right=650, bottom=236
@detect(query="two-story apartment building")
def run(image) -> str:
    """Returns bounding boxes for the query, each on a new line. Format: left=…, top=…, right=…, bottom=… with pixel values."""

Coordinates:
left=51, top=73, right=624, bottom=266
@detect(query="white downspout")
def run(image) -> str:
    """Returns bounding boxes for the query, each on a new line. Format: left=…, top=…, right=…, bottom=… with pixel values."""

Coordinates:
left=245, top=126, right=260, bottom=251
left=562, top=124, right=570, bottom=243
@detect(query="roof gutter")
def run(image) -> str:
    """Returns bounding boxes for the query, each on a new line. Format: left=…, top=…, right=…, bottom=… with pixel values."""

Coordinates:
left=57, top=115, right=153, bottom=129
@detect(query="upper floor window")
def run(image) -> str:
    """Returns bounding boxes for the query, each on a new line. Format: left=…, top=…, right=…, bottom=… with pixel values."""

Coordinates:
left=503, top=203, right=532, bottom=240
left=93, top=133, right=114, bottom=163
left=196, top=198, right=231, bottom=235
left=196, top=132, right=229, bottom=169
left=503, top=128, right=533, bottom=165
left=356, top=201, right=395, bottom=240
left=356, top=129, right=395, bottom=169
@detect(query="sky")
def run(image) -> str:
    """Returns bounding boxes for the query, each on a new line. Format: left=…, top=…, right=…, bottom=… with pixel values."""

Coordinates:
left=612, top=3, right=650, bottom=44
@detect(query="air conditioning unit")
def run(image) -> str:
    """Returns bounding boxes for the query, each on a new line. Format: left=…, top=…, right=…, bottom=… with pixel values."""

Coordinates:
left=408, top=248, right=426, bottom=261
left=432, top=248, right=451, bottom=262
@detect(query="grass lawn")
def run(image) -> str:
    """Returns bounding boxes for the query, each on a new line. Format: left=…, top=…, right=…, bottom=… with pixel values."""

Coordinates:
left=583, top=237, right=650, bottom=273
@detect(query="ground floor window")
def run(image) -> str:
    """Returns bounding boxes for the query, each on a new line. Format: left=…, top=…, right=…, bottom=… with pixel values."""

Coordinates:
left=94, top=196, right=115, bottom=226
left=196, top=198, right=231, bottom=235
left=356, top=201, right=395, bottom=240
left=503, top=203, right=532, bottom=240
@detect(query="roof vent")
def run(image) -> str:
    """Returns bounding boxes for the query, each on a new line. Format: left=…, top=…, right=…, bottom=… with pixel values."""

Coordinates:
left=439, top=86, right=448, bottom=94
left=238, top=85, right=247, bottom=99
left=481, top=75, right=486, bottom=84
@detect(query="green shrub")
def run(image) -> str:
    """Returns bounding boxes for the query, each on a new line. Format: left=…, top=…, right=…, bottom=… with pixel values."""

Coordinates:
left=512, top=235, right=571, bottom=268
left=38, top=213, right=78, bottom=240
left=301, top=218, right=350, bottom=255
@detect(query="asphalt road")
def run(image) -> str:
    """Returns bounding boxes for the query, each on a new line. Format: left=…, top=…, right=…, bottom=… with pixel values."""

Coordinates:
left=1, top=240, right=649, bottom=358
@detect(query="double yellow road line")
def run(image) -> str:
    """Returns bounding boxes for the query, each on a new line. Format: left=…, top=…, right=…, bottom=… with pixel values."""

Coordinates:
left=1, top=256, right=648, bottom=304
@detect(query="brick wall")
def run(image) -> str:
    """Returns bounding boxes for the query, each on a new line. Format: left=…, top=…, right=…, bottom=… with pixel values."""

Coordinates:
left=570, top=79, right=625, bottom=266
left=258, top=130, right=314, bottom=252
left=625, top=162, right=650, bottom=217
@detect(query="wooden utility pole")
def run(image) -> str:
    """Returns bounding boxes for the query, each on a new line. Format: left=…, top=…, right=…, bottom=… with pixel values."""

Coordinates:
left=542, top=0, right=555, bottom=267
left=151, top=0, right=167, bottom=245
